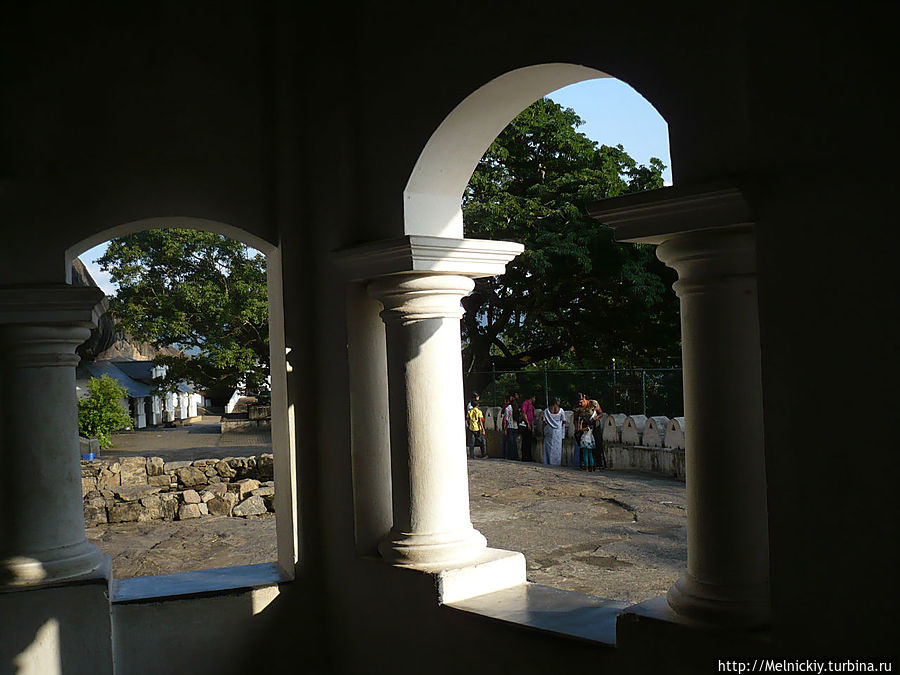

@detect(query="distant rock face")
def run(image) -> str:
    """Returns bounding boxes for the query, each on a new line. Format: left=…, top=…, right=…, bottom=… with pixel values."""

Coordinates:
left=71, top=256, right=181, bottom=364
left=94, top=335, right=179, bottom=362
left=72, top=258, right=116, bottom=361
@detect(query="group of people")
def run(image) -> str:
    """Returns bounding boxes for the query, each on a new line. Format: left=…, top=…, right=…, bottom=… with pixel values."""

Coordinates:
left=465, top=390, right=537, bottom=461
left=464, top=390, right=607, bottom=472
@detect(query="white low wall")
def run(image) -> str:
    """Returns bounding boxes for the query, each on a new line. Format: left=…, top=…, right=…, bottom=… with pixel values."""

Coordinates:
left=642, top=416, right=670, bottom=447
left=472, top=408, right=686, bottom=480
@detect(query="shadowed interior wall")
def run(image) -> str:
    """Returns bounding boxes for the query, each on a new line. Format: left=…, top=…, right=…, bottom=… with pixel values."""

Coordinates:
left=0, top=2, right=895, bottom=673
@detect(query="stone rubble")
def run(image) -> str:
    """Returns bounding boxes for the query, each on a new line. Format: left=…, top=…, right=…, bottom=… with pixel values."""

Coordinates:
left=80, top=453, right=276, bottom=526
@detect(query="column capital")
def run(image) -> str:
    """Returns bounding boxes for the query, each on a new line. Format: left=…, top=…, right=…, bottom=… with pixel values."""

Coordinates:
left=656, top=226, right=756, bottom=296
left=333, top=235, right=524, bottom=282
left=367, top=274, right=474, bottom=324
left=0, top=285, right=107, bottom=327
left=588, top=181, right=752, bottom=245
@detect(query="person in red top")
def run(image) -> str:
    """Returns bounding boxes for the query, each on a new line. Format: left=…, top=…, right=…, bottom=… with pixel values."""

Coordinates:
left=519, top=394, right=536, bottom=462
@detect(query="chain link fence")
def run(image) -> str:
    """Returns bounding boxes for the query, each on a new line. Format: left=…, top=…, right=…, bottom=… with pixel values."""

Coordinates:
left=464, top=366, right=684, bottom=418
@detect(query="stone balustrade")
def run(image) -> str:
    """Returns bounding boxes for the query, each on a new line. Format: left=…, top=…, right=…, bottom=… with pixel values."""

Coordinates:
left=472, top=408, right=687, bottom=480
left=602, top=413, right=627, bottom=442
left=642, top=416, right=671, bottom=447
left=621, top=415, right=649, bottom=445
left=80, top=454, right=275, bottom=526
left=665, top=417, right=686, bottom=449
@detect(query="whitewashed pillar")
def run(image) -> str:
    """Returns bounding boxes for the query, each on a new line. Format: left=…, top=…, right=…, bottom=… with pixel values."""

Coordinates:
left=337, top=236, right=523, bottom=567
left=657, top=225, right=770, bottom=628
left=590, top=185, right=770, bottom=628
left=367, top=273, right=485, bottom=565
left=0, top=286, right=108, bottom=587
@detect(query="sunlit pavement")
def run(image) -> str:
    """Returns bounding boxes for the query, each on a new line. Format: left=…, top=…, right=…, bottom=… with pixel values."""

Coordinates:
left=100, top=415, right=272, bottom=463
left=468, top=458, right=686, bottom=604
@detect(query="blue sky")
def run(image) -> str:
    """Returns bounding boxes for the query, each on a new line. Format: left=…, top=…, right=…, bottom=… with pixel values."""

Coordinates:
left=80, top=78, right=670, bottom=296
left=546, top=78, right=672, bottom=185
left=81, top=243, right=117, bottom=295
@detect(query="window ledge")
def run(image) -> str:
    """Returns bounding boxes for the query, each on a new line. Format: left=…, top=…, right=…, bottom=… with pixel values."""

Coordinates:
left=111, top=561, right=289, bottom=605
left=444, top=582, right=630, bottom=646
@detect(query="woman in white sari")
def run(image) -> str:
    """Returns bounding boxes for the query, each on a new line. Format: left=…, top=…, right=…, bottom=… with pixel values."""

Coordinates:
left=542, top=398, right=566, bottom=466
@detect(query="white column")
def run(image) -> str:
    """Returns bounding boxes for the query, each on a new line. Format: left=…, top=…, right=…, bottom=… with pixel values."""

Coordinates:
left=135, top=397, right=147, bottom=428
left=346, top=282, right=392, bottom=555
left=335, top=236, right=523, bottom=576
left=656, top=226, right=770, bottom=628
left=367, top=273, right=487, bottom=566
left=0, top=286, right=108, bottom=587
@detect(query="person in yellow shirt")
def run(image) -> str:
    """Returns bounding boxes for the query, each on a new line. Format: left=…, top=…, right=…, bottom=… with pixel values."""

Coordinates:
left=465, top=398, right=487, bottom=459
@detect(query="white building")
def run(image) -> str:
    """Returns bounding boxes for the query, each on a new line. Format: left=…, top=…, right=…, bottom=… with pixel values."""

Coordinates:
left=76, top=359, right=202, bottom=429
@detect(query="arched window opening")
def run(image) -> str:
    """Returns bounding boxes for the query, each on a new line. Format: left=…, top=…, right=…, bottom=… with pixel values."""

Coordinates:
left=452, top=73, right=687, bottom=605
left=69, top=221, right=296, bottom=584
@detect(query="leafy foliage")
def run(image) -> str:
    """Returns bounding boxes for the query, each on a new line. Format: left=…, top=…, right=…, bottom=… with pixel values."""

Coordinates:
left=461, top=98, right=680, bottom=385
left=97, top=229, right=269, bottom=397
left=78, top=375, right=133, bottom=450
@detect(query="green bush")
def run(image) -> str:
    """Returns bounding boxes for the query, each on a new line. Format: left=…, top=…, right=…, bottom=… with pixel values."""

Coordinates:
left=78, top=375, right=132, bottom=450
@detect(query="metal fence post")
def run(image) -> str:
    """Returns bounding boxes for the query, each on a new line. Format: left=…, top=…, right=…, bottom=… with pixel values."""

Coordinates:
left=641, top=369, right=647, bottom=416
left=491, top=364, right=497, bottom=407
left=543, top=363, right=549, bottom=408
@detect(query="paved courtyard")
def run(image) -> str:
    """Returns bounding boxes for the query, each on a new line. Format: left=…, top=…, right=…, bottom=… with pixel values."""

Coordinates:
left=101, top=415, right=272, bottom=462
left=91, top=423, right=686, bottom=604
left=468, top=459, right=686, bottom=603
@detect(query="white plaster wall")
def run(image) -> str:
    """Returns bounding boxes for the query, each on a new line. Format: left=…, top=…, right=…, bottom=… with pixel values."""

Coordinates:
left=0, top=579, right=114, bottom=675
left=225, top=389, right=242, bottom=414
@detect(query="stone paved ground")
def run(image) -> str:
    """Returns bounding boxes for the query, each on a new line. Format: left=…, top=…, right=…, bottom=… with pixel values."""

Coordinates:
left=86, top=514, right=277, bottom=579
left=90, top=424, right=686, bottom=603
left=101, top=415, right=272, bottom=463
left=468, top=458, right=686, bottom=604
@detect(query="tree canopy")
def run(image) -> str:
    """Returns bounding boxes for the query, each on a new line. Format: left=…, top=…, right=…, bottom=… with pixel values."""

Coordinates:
left=97, top=229, right=269, bottom=398
left=461, top=98, right=680, bottom=384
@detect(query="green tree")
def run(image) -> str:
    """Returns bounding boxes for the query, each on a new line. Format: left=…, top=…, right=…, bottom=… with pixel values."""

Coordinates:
left=462, top=98, right=680, bottom=389
left=97, top=229, right=268, bottom=399
left=78, top=375, right=133, bottom=450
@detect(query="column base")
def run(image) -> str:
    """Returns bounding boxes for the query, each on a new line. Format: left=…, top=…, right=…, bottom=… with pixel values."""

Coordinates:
left=0, top=540, right=107, bottom=590
left=369, top=547, right=526, bottom=604
left=378, top=526, right=487, bottom=567
left=666, top=573, right=770, bottom=629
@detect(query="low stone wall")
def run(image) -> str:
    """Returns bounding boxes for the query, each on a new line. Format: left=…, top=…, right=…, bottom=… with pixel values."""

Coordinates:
left=220, top=416, right=271, bottom=433
left=81, top=454, right=275, bottom=527
left=603, top=443, right=685, bottom=480
left=481, top=429, right=685, bottom=480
